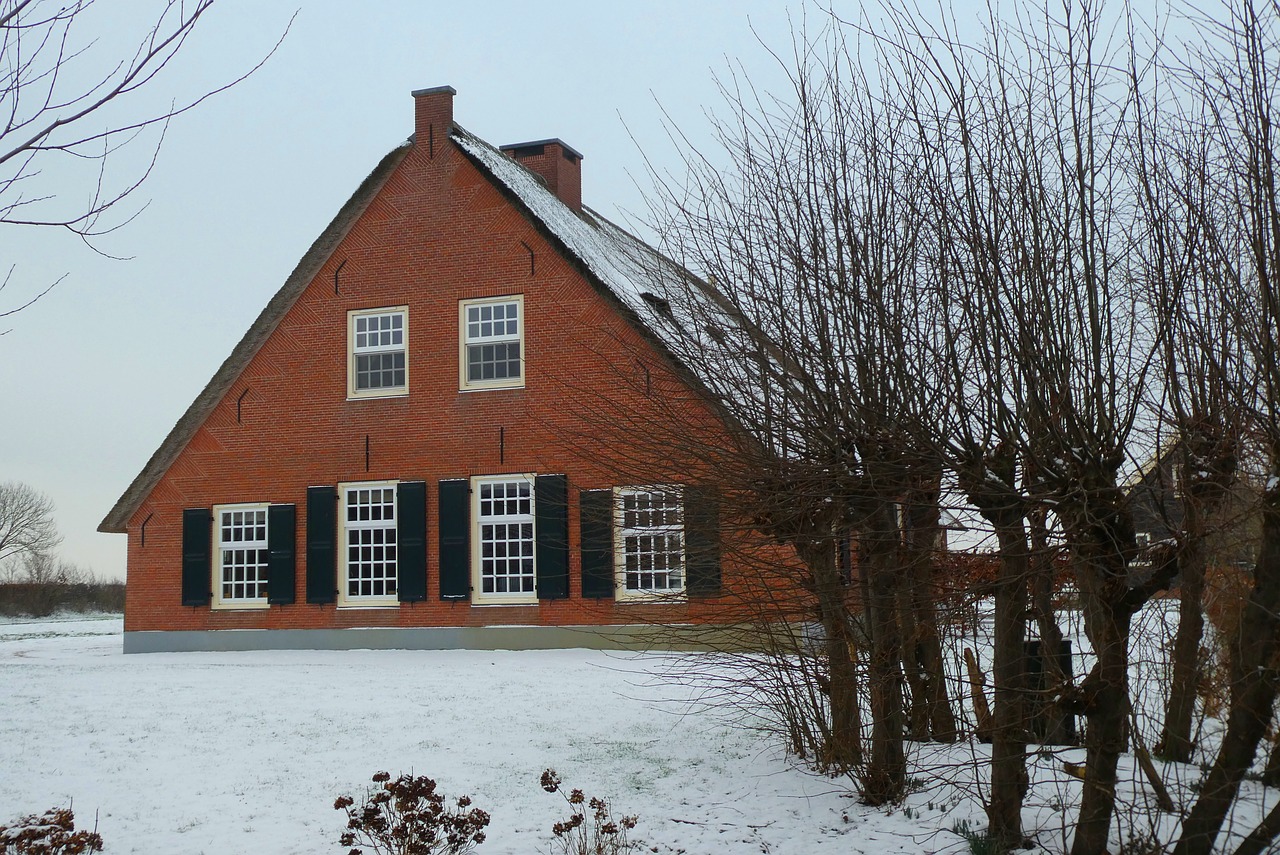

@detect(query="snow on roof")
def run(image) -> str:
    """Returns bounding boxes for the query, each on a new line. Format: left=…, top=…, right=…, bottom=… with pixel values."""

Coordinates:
left=452, top=126, right=777, bottom=413
left=453, top=128, right=692, bottom=326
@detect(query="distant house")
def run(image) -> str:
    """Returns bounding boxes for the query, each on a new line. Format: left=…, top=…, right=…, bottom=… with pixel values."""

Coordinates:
left=1124, top=439, right=1259, bottom=569
left=99, top=87, right=770, bottom=653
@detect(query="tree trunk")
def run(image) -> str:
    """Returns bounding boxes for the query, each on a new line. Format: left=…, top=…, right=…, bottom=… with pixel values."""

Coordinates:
left=857, top=499, right=907, bottom=805
left=800, top=539, right=863, bottom=771
left=988, top=511, right=1031, bottom=850
left=1029, top=508, right=1072, bottom=744
left=1159, top=520, right=1207, bottom=764
left=903, top=474, right=958, bottom=742
left=960, top=450, right=1031, bottom=849
left=896, top=577, right=930, bottom=740
left=1161, top=424, right=1236, bottom=765
left=1174, top=493, right=1280, bottom=855
left=1070, top=557, right=1134, bottom=855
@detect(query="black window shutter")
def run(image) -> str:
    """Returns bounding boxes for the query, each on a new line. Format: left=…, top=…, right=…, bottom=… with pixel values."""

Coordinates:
left=397, top=481, right=427, bottom=602
left=684, top=485, right=722, bottom=596
left=267, top=504, right=296, bottom=605
left=438, top=479, right=470, bottom=599
left=579, top=489, right=615, bottom=598
left=535, top=474, right=569, bottom=599
left=181, top=508, right=212, bottom=606
left=306, top=486, right=338, bottom=604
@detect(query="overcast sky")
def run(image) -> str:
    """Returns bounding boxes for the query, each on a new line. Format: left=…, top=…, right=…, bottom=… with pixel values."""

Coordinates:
left=3, top=0, right=823, bottom=580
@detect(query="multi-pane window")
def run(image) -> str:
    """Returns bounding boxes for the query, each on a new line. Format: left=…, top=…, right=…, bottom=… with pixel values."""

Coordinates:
left=617, top=489, right=684, bottom=598
left=475, top=477, right=536, bottom=600
left=461, top=297, right=523, bottom=389
left=350, top=308, right=407, bottom=397
left=343, top=484, right=397, bottom=601
left=216, top=505, right=269, bottom=607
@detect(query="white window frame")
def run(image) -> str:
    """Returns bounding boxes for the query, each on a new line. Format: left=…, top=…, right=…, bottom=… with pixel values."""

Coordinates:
left=337, top=480, right=399, bottom=607
left=348, top=307, right=408, bottom=399
left=459, top=295, right=525, bottom=391
left=614, top=487, right=685, bottom=601
left=211, top=503, right=271, bottom=610
left=471, top=473, right=537, bottom=604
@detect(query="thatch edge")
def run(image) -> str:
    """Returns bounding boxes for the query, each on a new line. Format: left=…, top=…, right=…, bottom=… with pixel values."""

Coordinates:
left=98, top=141, right=413, bottom=533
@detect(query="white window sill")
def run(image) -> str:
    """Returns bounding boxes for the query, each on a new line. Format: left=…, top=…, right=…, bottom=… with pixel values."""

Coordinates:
left=210, top=602, right=270, bottom=611
left=470, top=600, right=538, bottom=607
left=458, top=384, right=525, bottom=394
left=616, top=593, right=687, bottom=604
left=336, top=603, right=401, bottom=610
left=346, top=392, right=409, bottom=402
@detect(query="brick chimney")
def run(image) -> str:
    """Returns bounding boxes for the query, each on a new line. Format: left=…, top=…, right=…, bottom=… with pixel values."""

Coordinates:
left=500, top=139, right=583, bottom=211
left=411, top=85, right=455, bottom=157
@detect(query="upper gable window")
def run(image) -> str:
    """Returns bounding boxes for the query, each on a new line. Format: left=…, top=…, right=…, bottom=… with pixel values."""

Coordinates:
left=349, top=307, right=408, bottom=399
left=460, top=296, right=524, bottom=391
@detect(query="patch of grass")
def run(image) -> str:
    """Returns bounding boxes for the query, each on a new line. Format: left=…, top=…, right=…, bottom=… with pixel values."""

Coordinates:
left=951, top=819, right=1000, bottom=855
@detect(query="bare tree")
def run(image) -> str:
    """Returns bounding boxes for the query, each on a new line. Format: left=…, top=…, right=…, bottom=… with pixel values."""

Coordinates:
left=1169, top=2, right=1280, bottom=851
left=876, top=3, right=1180, bottom=849
left=0, top=0, right=289, bottom=324
left=612, top=19, right=953, bottom=803
left=1131, top=76, right=1244, bottom=765
left=0, top=480, right=60, bottom=573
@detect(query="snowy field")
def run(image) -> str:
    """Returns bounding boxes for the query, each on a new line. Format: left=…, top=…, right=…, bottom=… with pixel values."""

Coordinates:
left=2, top=611, right=1278, bottom=854
left=0, top=615, right=952, bottom=854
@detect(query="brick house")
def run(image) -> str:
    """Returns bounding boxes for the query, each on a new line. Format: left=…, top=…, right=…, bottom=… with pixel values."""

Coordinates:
left=99, top=86, right=762, bottom=653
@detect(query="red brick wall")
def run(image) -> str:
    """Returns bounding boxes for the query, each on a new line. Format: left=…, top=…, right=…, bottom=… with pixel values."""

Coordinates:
left=121, top=108, right=775, bottom=634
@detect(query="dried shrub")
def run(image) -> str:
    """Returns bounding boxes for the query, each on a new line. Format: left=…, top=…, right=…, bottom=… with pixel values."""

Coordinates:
left=540, top=769, right=639, bottom=855
left=1200, top=563, right=1256, bottom=719
left=335, top=771, right=489, bottom=855
left=0, top=581, right=125, bottom=618
left=0, top=806, right=102, bottom=854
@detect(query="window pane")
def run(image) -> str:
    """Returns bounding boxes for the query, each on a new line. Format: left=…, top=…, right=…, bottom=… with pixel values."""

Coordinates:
left=619, top=490, right=684, bottom=595
left=352, top=311, right=406, bottom=393
left=476, top=479, right=535, bottom=598
left=344, top=485, right=397, bottom=599
left=218, top=507, right=269, bottom=602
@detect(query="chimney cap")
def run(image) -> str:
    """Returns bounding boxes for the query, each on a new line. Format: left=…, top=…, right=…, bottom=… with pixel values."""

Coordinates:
left=500, top=138, right=584, bottom=162
left=411, top=85, right=457, bottom=97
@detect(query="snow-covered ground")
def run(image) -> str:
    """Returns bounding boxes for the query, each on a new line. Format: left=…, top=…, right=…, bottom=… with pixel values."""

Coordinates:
left=1, top=611, right=1277, bottom=854
left=0, top=615, right=953, bottom=854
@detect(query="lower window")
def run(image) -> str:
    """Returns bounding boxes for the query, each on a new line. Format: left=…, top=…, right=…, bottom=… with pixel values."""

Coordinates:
left=615, top=488, right=684, bottom=600
left=213, top=504, right=270, bottom=609
left=473, top=475, right=536, bottom=603
left=341, top=482, right=398, bottom=604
